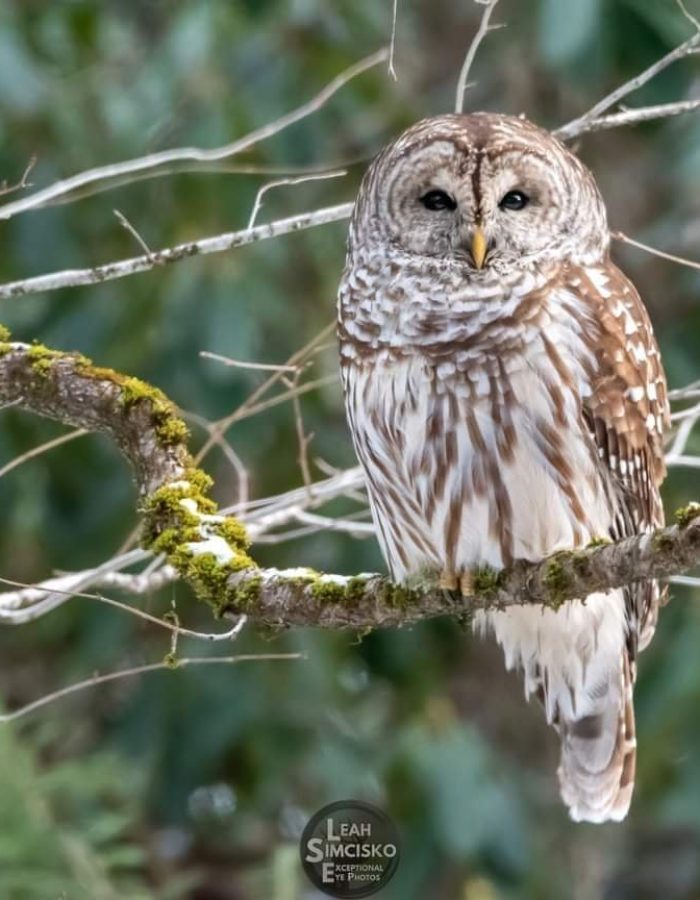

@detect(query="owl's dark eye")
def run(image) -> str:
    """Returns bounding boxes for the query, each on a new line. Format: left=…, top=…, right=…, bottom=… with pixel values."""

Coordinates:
left=420, top=190, right=457, bottom=212
left=499, top=190, right=530, bottom=211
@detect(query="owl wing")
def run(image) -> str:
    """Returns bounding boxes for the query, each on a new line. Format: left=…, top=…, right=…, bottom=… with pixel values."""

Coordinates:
left=579, top=260, right=669, bottom=658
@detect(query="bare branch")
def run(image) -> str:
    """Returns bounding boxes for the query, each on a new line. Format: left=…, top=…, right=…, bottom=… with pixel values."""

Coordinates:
left=182, top=409, right=250, bottom=508
left=246, top=170, right=346, bottom=229
left=0, top=427, right=86, bottom=480
left=217, top=509, right=700, bottom=630
left=389, top=0, right=399, bottom=80
left=0, top=156, right=36, bottom=198
left=196, top=322, right=336, bottom=463
left=560, top=99, right=700, bottom=137
left=555, top=23, right=700, bottom=141
left=200, top=351, right=299, bottom=373
left=612, top=230, right=700, bottom=272
left=0, top=652, right=303, bottom=723
left=0, top=202, right=354, bottom=301
left=114, top=208, right=155, bottom=257
left=0, top=50, right=386, bottom=221
left=0, top=574, right=247, bottom=641
left=455, top=0, right=503, bottom=114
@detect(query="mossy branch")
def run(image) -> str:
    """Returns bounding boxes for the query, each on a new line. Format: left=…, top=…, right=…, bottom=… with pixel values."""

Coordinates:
left=0, top=334, right=254, bottom=612
left=1, top=331, right=699, bottom=630
left=217, top=508, right=700, bottom=628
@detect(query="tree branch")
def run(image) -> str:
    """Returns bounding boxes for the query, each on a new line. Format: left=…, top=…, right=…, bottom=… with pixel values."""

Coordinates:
left=455, top=0, right=503, bottom=115
left=555, top=20, right=700, bottom=141
left=0, top=202, right=353, bottom=300
left=218, top=511, right=700, bottom=629
left=0, top=50, right=386, bottom=221
left=559, top=98, right=700, bottom=137
left=0, top=331, right=698, bottom=632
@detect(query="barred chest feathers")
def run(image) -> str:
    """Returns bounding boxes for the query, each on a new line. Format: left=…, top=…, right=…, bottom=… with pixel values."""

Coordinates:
left=339, top=262, right=616, bottom=580
left=339, top=259, right=628, bottom=734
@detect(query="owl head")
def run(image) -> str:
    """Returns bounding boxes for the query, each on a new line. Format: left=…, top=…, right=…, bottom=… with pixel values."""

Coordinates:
left=352, top=113, right=609, bottom=275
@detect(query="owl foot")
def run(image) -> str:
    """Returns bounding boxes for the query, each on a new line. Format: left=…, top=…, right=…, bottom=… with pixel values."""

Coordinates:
left=439, top=569, right=458, bottom=591
left=459, top=572, right=474, bottom=597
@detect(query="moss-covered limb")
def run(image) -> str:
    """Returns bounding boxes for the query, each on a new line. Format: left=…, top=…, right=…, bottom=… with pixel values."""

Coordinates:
left=0, top=334, right=255, bottom=613
left=0, top=338, right=191, bottom=495
left=3, top=331, right=700, bottom=629
left=216, top=511, right=700, bottom=629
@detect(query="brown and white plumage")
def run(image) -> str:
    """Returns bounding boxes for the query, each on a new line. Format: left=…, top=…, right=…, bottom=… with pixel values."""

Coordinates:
left=337, top=114, right=669, bottom=823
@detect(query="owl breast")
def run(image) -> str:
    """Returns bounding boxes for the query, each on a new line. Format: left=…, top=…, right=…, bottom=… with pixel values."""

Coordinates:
left=342, top=341, right=614, bottom=581
left=342, top=335, right=628, bottom=728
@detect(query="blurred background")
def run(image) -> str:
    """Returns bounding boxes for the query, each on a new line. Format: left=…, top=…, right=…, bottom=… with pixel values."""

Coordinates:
left=0, top=0, right=699, bottom=897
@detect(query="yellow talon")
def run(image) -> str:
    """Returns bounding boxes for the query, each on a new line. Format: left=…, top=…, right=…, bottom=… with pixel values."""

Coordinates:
left=459, top=572, right=474, bottom=597
left=439, top=569, right=458, bottom=591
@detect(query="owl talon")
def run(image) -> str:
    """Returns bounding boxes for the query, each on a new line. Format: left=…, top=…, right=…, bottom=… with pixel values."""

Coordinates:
left=439, top=569, right=458, bottom=591
left=459, top=572, right=474, bottom=597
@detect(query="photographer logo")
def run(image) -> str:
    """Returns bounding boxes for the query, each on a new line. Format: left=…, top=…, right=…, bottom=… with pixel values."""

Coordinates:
left=300, top=800, right=400, bottom=897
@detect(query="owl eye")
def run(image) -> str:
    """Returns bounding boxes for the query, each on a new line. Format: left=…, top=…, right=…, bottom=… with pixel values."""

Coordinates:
left=419, top=190, right=457, bottom=211
left=499, top=190, right=530, bottom=211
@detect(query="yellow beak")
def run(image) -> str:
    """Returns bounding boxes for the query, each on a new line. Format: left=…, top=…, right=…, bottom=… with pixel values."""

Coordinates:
left=471, top=227, right=487, bottom=269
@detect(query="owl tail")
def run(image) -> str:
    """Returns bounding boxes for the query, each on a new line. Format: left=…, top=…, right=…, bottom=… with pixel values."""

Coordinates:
left=557, top=653, right=636, bottom=823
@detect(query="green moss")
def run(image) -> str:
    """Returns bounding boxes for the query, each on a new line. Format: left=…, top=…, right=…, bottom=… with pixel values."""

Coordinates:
left=541, top=554, right=575, bottom=608
left=156, top=416, right=190, bottom=446
left=0, top=324, right=10, bottom=342
left=120, top=376, right=167, bottom=409
left=471, top=566, right=504, bottom=597
left=287, top=571, right=415, bottom=609
left=162, top=652, right=179, bottom=669
left=140, top=467, right=256, bottom=613
left=229, top=574, right=263, bottom=613
left=217, top=517, right=251, bottom=552
left=106, top=374, right=192, bottom=447
left=570, top=549, right=593, bottom=581
left=27, top=343, right=62, bottom=378
left=653, top=531, right=675, bottom=553
left=586, top=535, right=612, bottom=548
left=675, top=503, right=700, bottom=528
left=308, top=575, right=342, bottom=603
left=378, top=581, right=417, bottom=609
left=345, top=576, right=368, bottom=604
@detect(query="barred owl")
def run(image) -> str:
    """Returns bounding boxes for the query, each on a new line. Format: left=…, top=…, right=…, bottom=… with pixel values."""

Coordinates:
left=337, top=114, right=668, bottom=823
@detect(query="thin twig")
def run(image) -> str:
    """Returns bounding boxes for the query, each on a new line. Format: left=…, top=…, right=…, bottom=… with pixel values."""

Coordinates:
left=612, top=230, right=700, bottom=272
left=182, top=409, right=250, bottom=508
left=0, top=156, right=36, bottom=198
left=0, top=653, right=304, bottom=723
left=293, top=510, right=375, bottom=536
left=455, top=0, right=503, bottom=114
left=389, top=0, right=399, bottom=80
left=114, top=208, right=155, bottom=257
left=671, top=575, right=700, bottom=587
left=195, top=322, right=335, bottom=464
left=669, top=380, right=700, bottom=401
left=0, top=50, right=386, bottom=221
left=200, top=351, right=299, bottom=373
left=0, top=428, right=86, bottom=480
left=0, top=575, right=247, bottom=641
left=247, top=170, right=346, bottom=229
left=287, top=369, right=315, bottom=491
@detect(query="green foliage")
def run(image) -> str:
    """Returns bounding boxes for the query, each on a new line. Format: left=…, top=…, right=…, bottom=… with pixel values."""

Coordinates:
left=0, top=722, right=180, bottom=899
left=0, top=1, right=698, bottom=899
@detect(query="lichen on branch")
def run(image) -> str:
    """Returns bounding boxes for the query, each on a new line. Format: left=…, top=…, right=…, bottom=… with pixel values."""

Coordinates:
left=215, top=506, right=700, bottom=629
left=0, top=330, right=255, bottom=612
left=1, top=328, right=699, bottom=631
